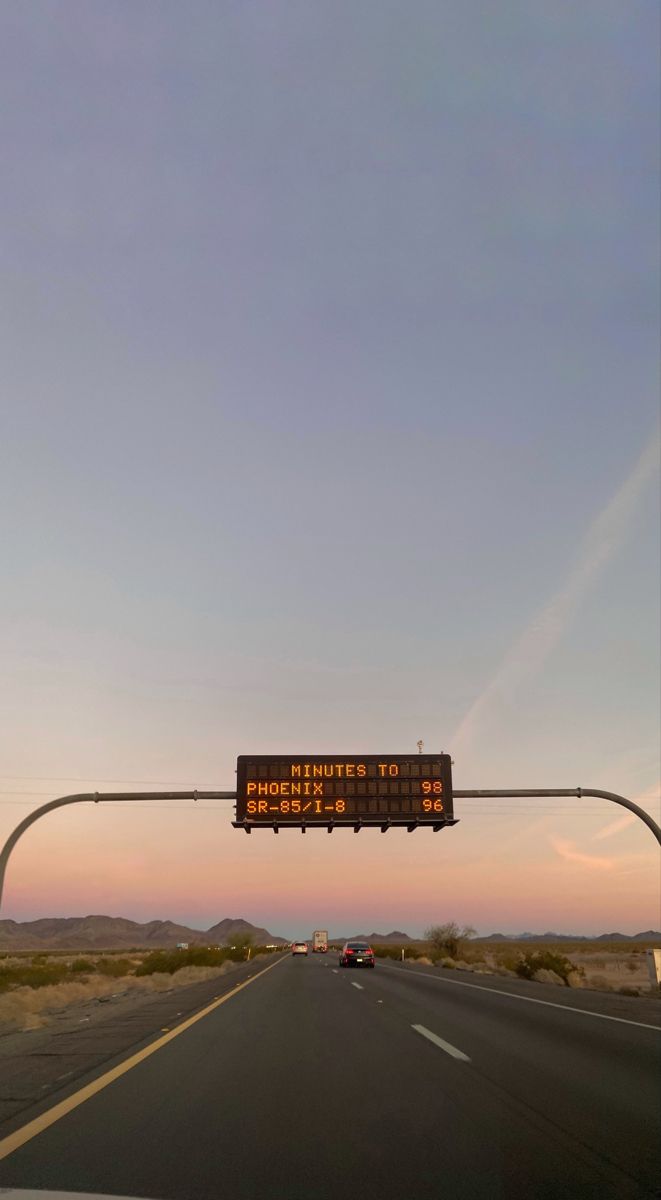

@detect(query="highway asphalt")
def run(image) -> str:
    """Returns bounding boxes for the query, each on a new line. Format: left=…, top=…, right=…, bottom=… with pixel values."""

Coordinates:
left=0, top=952, right=659, bottom=1200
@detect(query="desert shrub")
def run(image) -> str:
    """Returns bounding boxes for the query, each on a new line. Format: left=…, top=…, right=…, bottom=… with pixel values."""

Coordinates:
left=71, top=958, right=94, bottom=973
left=136, top=946, right=232, bottom=976
left=97, top=957, right=134, bottom=977
left=493, top=950, right=521, bottom=974
left=533, top=968, right=565, bottom=986
left=373, top=945, right=398, bottom=960
left=618, top=986, right=640, bottom=997
left=227, top=935, right=253, bottom=961
left=133, top=940, right=276, bottom=976
left=136, top=951, right=182, bottom=976
left=0, top=962, right=70, bottom=992
left=425, top=948, right=442, bottom=965
left=373, top=944, right=424, bottom=961
left=514, top=950, right=574, bottom=985
left=458, top=953, right=488, bottom=968
left=425, top=922, right=477, bottom=960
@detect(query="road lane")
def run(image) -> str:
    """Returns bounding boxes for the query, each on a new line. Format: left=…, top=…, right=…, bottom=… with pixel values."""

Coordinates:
left=377, top=957, right=661, bottom=1027
left=0, top=957, right=280, bottom=1131
left=0, top=954, right=286, bottom=1164
left=344, top=957, right=661, bottom=1191
left=0, top=953, right=657, bottom=1200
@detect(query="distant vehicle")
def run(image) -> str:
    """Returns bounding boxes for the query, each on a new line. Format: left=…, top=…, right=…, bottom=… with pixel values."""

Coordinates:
left=339, top=940, right=375, bottom=968
left=312, top=930, right=328, bottom=953
left=176, top=942, right=189, bottom=950
left=291, top=941, right=309, bottom=956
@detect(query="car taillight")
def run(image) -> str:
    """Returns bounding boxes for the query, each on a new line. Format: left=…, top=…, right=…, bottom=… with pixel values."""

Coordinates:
left=345, top=948, right=353, bottom=954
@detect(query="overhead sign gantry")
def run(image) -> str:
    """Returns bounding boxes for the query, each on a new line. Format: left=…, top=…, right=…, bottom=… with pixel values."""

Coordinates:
left=234, top=753, right=456, bottom=831
left=1, top=775, right=659, bottom=913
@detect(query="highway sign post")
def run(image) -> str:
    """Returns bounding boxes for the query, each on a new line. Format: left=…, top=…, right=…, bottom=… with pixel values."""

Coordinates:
left=234, top=753, right=456, bottom=831
left=0, top=775, right=659, bottom=914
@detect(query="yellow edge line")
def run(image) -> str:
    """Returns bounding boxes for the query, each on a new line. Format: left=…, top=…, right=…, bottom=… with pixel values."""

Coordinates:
left=0, top=953, right=286, bottom=1162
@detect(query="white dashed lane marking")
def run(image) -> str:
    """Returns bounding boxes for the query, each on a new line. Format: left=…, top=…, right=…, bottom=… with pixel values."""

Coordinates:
left=412, top=1024, right=470, bottom=1062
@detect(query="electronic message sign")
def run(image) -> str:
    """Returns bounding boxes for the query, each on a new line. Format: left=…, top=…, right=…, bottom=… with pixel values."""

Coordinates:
left=235, top=754, right=455, bottom=829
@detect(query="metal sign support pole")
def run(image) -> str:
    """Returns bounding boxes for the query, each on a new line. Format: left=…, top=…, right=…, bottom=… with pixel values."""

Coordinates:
left=0, top=785, right=658, bottom=916
left=0, top=791, right=236, bottom=915
left=454, top=789, right=661, bottom=846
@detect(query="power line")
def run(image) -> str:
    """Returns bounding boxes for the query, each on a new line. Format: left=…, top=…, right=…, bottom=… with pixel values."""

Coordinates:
left=0, top=789, right=222, bottom=797
left=0, top=775, right=224, bottom=787
left=0, top=801, right=657, bottom=817
left=1, top=788, right=657, bottom=809
left=1, top=797, right=655, bottom=813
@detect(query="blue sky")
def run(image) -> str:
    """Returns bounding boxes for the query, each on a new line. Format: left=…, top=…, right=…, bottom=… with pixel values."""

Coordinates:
left=0, top=2, right=658, bottom=937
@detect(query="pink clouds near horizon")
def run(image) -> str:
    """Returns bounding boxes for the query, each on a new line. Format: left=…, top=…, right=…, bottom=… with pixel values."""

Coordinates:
left=5, top=815, right=659, bottom=938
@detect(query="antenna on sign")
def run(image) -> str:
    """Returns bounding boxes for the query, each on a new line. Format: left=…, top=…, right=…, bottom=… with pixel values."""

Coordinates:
left=417, top=740, right=424, bottom=754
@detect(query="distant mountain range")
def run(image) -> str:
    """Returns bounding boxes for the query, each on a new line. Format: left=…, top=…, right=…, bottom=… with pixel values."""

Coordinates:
left=0, top=915, right=288, bottom=951
left=0, top=917, right=657, bottom=951
left=337, top=931, right=414, bottom=944
left=479, top=931, right=661, bottom=942
left=335, top=930, right=661, bottom=944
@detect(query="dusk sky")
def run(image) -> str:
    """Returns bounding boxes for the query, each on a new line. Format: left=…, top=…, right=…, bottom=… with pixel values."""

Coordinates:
left=1, top=2, right=659, bottom=939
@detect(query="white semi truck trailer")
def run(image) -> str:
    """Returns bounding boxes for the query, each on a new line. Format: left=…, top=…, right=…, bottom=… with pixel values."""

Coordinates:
left=312, top=930, right=328, bottom=953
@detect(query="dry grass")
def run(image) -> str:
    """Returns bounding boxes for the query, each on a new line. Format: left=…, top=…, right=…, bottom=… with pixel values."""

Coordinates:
left=532, top=968, right=567, bottom=986
left=0, top=956, right=244, bottom=1032
left=378, top=938, right=658, bottom=995
left=470, top=940, right=655, bottom=993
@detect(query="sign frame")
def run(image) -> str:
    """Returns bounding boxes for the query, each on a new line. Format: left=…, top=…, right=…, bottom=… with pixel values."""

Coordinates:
left=234, top=753, right=456, bottom=832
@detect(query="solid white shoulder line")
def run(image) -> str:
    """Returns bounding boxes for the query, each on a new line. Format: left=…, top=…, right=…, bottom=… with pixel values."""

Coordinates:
left=380, top=962, right=661, bottom=1031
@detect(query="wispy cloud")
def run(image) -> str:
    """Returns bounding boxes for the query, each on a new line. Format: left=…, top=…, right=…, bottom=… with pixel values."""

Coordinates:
left=592, top=813, right=637, bottom=841
left=452, top=427, right=660, bottom=756
left=592, top=786, right=660, bottom=841
left=549, top=836, right=614, bottom=870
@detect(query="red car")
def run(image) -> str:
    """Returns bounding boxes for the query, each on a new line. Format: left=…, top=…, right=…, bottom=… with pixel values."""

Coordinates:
left=339, top=940, right=375, bottom=968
